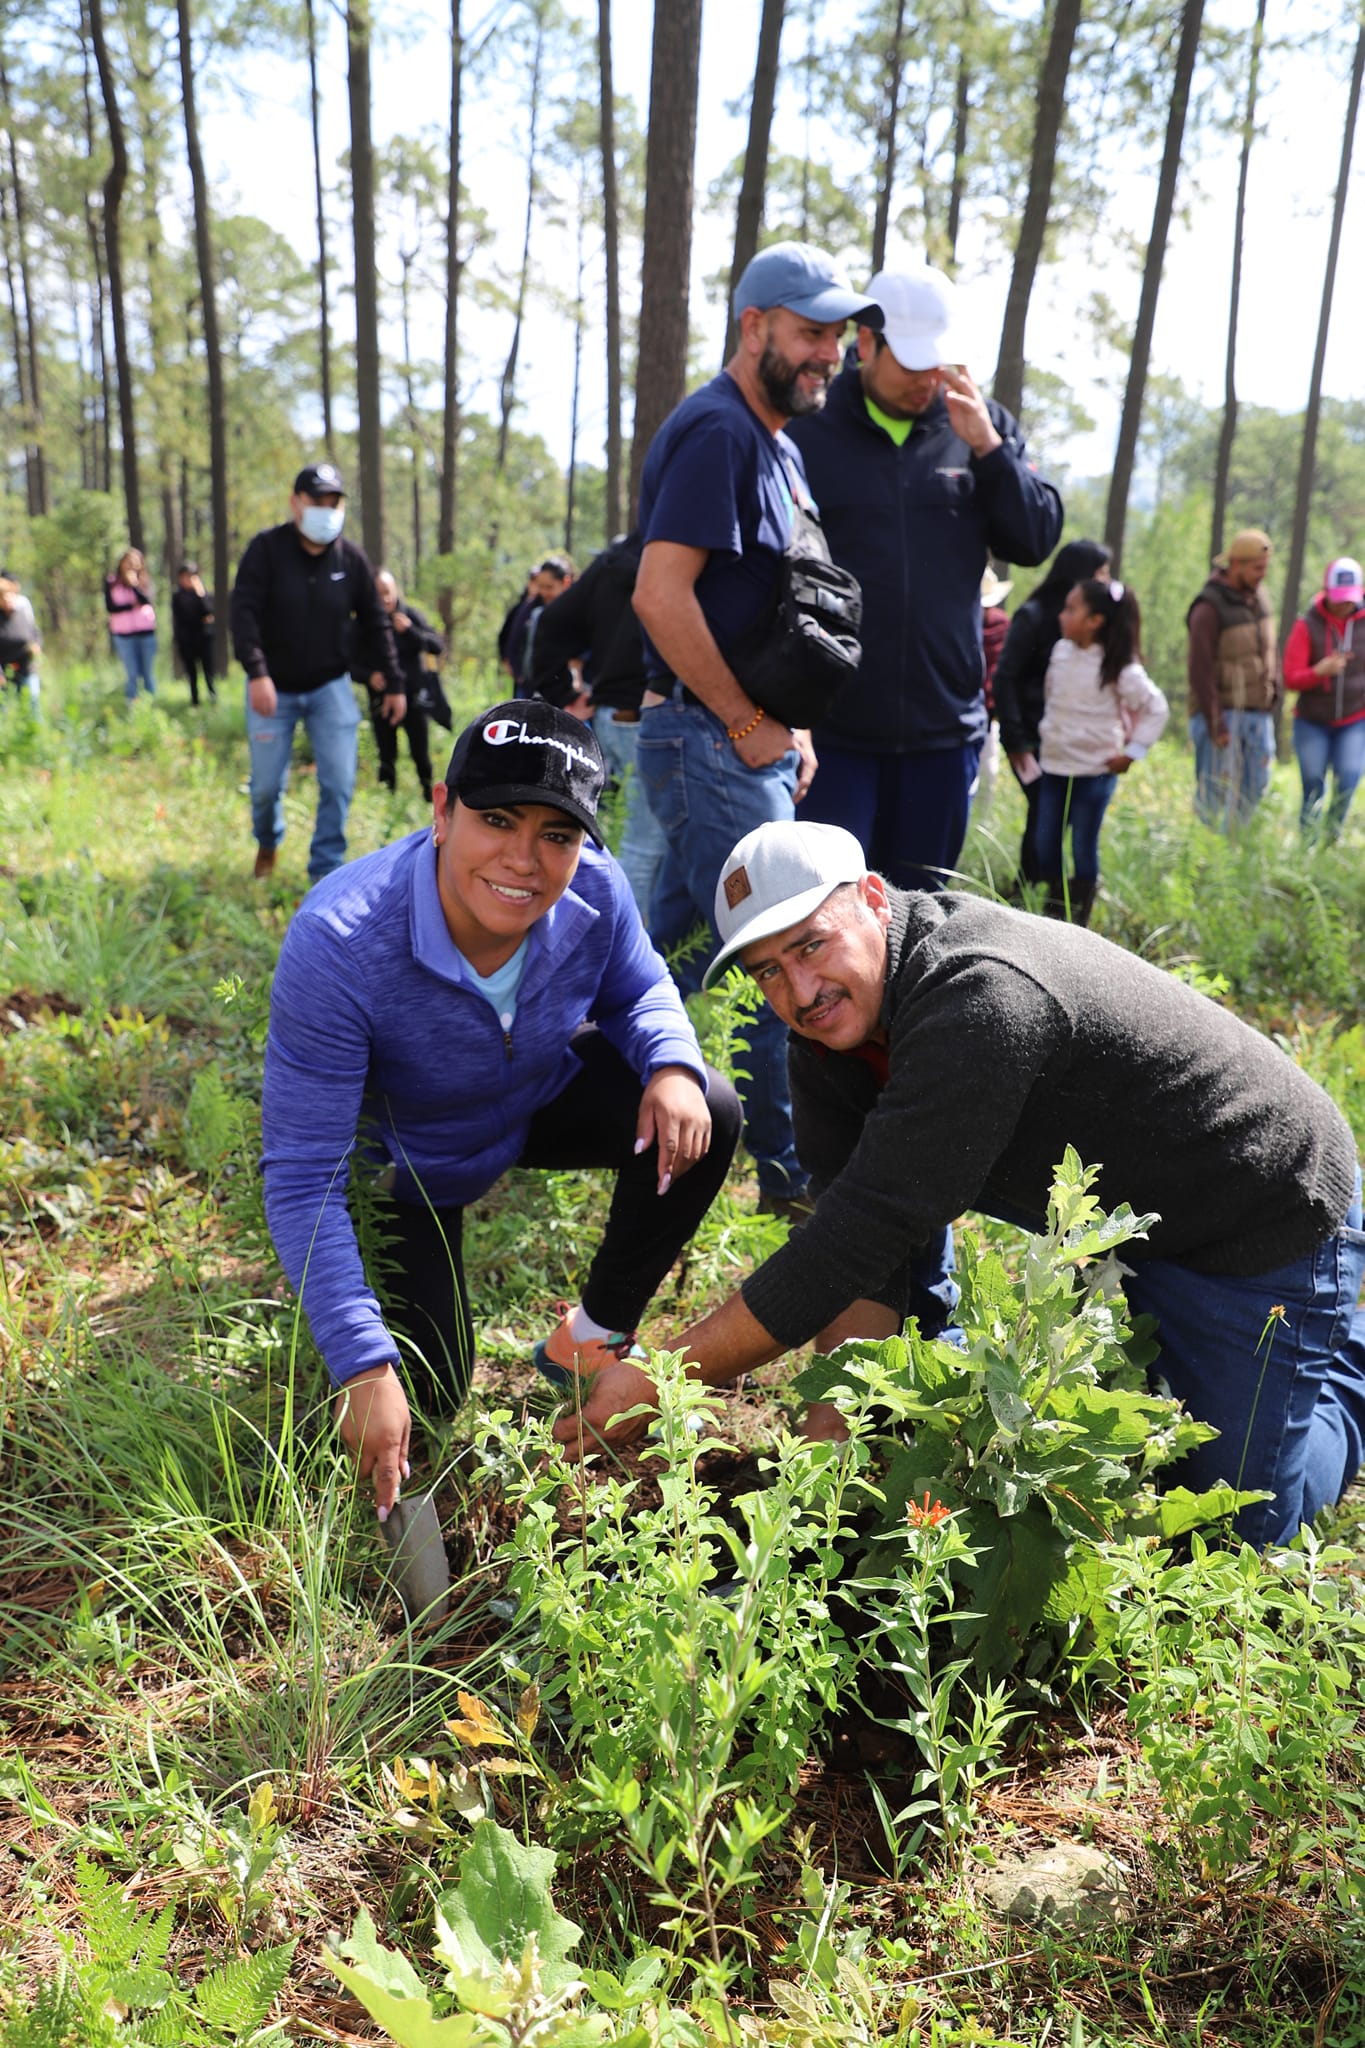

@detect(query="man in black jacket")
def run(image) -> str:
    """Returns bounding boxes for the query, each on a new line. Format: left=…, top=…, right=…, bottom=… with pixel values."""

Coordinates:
left=230, top=461, right=403, bottom=881
left=787, top=263, right=1063, bottom=889
left=555, top=820, right=1365, bottom=1551
left=364, top=568, right=447, bottom=802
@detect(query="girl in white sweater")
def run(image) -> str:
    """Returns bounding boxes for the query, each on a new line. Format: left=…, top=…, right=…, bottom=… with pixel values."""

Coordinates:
left=1035, top=576, right=1168, bottom=922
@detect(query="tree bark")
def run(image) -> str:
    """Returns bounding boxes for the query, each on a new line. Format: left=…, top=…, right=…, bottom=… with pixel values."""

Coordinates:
left=79, top=3, right=112, bottom=497
left=497, top=6, right=545, bottom=472
left=992, top=0, right=1082, bottom=422
left=723, top=0, right=785, bottom=362
left=945, top=5, right=971, bottom=273
left=1103, top=0, right=1205, bottom=572
left=629, top=0, right=704, bottom=519
left=88, top=0, right=143, bottom=551
left=1210, top=0, right=1265, bottom=564
left=1279, top=14, right=1365, bottom=646
left=177, top=0, right=230, bottom=673
left=399, top=246, right=422, bottom=570
left=566, top=171, right=585, bottom=556
left=438, top=0, right=461, bottom=638
left=598, top=0, right=622, bottom=537
left=306, top=0, right=334, bottom=455
left=870, top=0, right=907, bottom=273
left=348, top=0, right=384, bottom=562
left=0, top=54, right=47, bottom=515
left=0, top=166, right=33, bottom=515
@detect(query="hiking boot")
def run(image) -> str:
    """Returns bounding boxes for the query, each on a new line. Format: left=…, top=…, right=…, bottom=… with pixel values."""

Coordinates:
left=532, top=1307, right=646, bottom=1391
left=757, top=1187, right=817, bottom=1224
left=253, top=845, right=277, bottom=880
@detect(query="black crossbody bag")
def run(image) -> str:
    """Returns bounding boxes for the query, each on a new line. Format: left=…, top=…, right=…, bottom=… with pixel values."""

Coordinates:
left=729, top=465, right=864, bottom=728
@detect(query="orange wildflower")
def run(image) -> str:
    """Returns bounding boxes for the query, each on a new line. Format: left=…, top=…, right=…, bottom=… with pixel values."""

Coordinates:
left=906, top=1491, right=951, bottom=1529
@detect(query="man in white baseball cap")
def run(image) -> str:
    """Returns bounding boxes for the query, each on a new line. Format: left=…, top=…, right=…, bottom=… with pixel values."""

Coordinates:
left=553, top=818, right=1365, bottom=1554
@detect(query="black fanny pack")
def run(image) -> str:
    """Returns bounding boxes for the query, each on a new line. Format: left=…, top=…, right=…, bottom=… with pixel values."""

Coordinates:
left=730, top=496, right=863, bottom=729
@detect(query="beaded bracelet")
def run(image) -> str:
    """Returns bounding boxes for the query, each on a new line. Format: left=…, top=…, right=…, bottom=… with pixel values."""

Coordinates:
left=726, top=707, right=765, bottom=742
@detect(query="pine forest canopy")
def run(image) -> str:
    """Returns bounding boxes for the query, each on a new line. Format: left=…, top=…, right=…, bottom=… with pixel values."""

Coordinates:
left=1, top=0, right=1363, bottom=669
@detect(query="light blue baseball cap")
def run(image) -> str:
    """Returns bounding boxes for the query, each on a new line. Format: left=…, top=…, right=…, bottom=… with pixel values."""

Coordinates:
left=733, top=241, right=881, bottom=326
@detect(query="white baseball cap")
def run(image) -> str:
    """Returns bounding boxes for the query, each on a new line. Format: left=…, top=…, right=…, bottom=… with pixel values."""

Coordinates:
left=703, top=822, right=868, bottom=990
left=1325, top=557, right=1364, bottom=605
left=866, top=262, right=964, bottom=372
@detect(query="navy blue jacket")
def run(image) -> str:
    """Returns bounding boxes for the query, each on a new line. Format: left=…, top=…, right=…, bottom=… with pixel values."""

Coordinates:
left=787, top=362, right=1063, bottom=753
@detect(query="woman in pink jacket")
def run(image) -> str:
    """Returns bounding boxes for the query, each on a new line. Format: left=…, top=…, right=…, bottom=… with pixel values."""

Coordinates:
left=105, top=547, right=158, bottom=701
left=1283, top=556, right=1365, bottom=839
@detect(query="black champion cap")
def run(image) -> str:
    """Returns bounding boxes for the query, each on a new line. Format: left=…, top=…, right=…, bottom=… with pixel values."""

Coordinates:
left=444, top=700, right=607, bottom=844
left=293, top=460, right=346, bottom=497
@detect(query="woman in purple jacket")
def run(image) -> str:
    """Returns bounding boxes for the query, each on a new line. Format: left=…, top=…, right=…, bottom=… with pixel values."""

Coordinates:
left=261, top=700, right=741, bottom=1515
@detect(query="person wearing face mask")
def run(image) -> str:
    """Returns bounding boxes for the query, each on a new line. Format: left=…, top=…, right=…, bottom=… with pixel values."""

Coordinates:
left=230, top=461, right=403, bottom=881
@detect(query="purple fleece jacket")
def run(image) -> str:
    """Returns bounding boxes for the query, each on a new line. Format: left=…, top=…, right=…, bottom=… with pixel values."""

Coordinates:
left=262, top=830, right=706, bottom=1386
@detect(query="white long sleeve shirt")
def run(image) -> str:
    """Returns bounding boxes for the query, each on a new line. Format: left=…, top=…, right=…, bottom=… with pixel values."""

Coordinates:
left=1038, top=638, right=1169, bottom=777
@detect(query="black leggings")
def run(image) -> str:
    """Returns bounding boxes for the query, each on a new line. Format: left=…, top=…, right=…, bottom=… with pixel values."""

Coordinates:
left=371, top=694, right=434, bottom=798
left=362, top=1029, right=743, bottom=1405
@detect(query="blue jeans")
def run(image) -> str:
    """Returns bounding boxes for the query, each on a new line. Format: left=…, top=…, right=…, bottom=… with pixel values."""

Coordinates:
left=636, top=693, right=806, bottom=1198
left=114, top=632, right=157, bottom=700
left=246, top=674, right=361, bottom=882
left=593, top=708, right=668, bottom=921
left=4, top=658, right=39, bottom=711
left=1124, top=1172, right=1365, bottom=1548
left=1293, top=716, right=1365, bottom=838
left=1191, top=709, right=1274, bottom=829
left=1035, top=770, right=1117, bottom=882
left=798, top=738, right=983, bottom=891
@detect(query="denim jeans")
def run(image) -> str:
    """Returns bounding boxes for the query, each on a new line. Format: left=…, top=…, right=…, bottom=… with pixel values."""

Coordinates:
left=1035, top=770, right=1117, bottom=882
left=636, top=693, right=806, bottom=1198
left=1293, top=715, right=1365, bottom=838
left=1124, top=1171, right=1365, bottom=1548
left=246, top=674, right=360, bottom=882
left=798, top=738, right=983, bottom=890
left=1191, top=709, right=1274, bottom=828
left=593, top=708, right=668, bottom=921
left=114, top=631, right=157, bottom=700
left=4, top=658, right=39, bottom=711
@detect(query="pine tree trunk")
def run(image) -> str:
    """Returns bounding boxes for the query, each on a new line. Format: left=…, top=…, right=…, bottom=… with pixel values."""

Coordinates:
left=566, top=176, right=585, bottom=556
left=497, top=8, right=545, bottom=473
left=1104, top=0, right=1205, bottom=572
left=945, top=7, right=971, bottom=272
left=399, top=249, right=422, bottom=570
left=438, top=0, right=461, bottom=640
left=598, top=0, right=623, bottom=537
left=306, top=0, right=334, bottom=455
left=87, top=0, right=143, bottom=551
left=0, top=174, right=34, bottom=516
left=723, top=0, right=786, bottom=362
left=79, top=6, right=112, bottom=496
left=870, top=0, right=907, bottom=273
left=992, top=0, right=1082, bottom=420
left=1280, top=16, right=1365, bottom=647
left=177, top=0, right=230, bottom=673
left=1211, top=0, right=1266, bottom=564
left=348, top=0, right=384, bottom=562
left=0, top=55, right=47, bottom=515
left=629, top=0, right=704, bottom=519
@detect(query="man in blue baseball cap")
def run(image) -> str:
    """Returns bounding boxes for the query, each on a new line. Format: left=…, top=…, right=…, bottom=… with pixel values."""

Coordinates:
left=631, top=242, right=879, bottom=1221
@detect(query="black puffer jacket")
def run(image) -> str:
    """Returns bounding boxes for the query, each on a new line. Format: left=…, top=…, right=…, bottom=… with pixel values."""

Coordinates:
left=991, top=539, right=1110, bottom=756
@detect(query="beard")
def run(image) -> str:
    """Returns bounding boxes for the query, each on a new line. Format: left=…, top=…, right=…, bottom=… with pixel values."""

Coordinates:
left=757, top=342, right=832, bottom=418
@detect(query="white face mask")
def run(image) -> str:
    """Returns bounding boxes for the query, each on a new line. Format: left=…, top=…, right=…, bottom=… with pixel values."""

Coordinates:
left=299, top=503, right=345, bottom=546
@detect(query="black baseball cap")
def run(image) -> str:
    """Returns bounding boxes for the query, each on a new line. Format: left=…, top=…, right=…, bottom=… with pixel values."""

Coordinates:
left=444, top=700, right=606, bottom=844
left=293, top=460, right=346, bottom=497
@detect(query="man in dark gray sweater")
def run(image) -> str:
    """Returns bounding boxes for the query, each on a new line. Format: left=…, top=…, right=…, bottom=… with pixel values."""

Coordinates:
left=554, top=820, right=1365, bottom=1547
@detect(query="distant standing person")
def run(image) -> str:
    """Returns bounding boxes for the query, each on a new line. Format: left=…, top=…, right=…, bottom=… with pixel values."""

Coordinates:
left=366, top=569, right=447, bottom=803
left=171, top=562, right=216, bottom=707
left=499, top=554, right=575, bottom=688
left=1034, top=576, right=1169, bottom=924
left=1283, top=556, right=1365, bottom=841
left=975, top=565, right=1012, bottom=810
left=1186, top=528, right=1279, bottom=829
left=785, top=260, right=1063, bottom=888
left=230, top=461, right=403, bottom=882
left=993, top=539, right=1111, bottom=886
left=0, top=572, right=41, bottom=711
left=105, top=548, right=157, bottom=701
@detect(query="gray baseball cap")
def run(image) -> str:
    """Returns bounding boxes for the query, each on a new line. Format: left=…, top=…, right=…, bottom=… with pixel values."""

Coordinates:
left=703, top=821, right=868, bottom=989
left=733, top=241, right=881, bottom=326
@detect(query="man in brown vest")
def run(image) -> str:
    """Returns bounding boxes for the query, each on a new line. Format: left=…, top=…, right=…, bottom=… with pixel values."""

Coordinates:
left=1186, top=527, right=1279, bottom=829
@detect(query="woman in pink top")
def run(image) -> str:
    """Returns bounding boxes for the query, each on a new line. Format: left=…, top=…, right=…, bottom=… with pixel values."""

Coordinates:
left=105, top=547, right=158, bottom=700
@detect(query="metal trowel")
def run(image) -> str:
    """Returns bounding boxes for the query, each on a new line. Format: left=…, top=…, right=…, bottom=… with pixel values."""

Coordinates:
left=378, top=1491, right=451, bottom=1623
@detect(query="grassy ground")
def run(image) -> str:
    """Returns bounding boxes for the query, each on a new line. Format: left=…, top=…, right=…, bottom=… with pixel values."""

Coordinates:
left=2, top=658, right=1365, bottom=2045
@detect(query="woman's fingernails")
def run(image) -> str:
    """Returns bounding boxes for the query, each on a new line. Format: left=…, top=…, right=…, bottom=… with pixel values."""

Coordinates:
left=633, top=1137, right=647, bottom=1155
left=401, top=1461, right=411, bottom=1480
left=659, top=1171, right=672, bottom=1194
left=377, top=1503, right=389, bottom=1524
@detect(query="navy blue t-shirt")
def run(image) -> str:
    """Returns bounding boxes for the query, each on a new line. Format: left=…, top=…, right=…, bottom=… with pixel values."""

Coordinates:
left=637, top=372, right=806, bottom=679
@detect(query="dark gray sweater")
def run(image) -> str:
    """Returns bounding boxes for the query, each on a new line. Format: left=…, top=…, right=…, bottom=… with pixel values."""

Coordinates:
left=741, top=889, right=1359, bottom=1349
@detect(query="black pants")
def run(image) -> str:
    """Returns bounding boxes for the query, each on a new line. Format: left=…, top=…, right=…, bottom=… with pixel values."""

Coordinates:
left=371, top=694, right=434, bottom=799
left=1009, top=765, right=1043, bottom=885
left=179, top=640, right=216, bottom=705
left=364, top=1029, right=743, bottom=1405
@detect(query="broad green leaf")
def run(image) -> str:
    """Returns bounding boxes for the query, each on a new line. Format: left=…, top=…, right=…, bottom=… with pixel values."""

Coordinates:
left=436, top=1819, right=583, bottom=1994
left=329, top=1915, right=480, bottom=2047
left=953, top=1506, right=1069, bottom=1674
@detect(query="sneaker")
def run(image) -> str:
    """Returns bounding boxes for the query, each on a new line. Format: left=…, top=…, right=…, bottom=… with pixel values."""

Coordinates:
left=533, top=1307, right=646, bottom=1391
left=253, top=845, right=277, bottom=880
